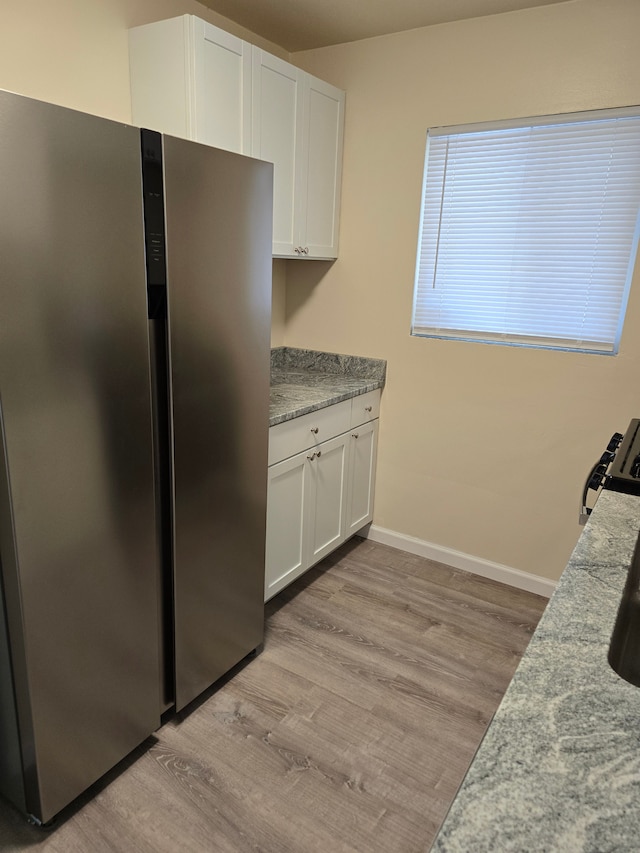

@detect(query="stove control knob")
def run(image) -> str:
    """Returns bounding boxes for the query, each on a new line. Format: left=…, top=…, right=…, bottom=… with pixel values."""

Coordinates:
left=607, top=432, right=624, bottom=452
left=631, top=454, right=640, bottom=479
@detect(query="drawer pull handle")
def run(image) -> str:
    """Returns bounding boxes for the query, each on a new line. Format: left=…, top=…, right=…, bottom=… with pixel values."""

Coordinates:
left=365, top=406, right=372, bottom=412
left=307, top=452, right=316, bottom=461
left=310, top=427, right=319, bottom=434
left=352, top=433, right=359, bottom=439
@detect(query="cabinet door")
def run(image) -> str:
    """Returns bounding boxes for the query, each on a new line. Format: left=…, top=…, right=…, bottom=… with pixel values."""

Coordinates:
left=345, top=419, right=379, bottom=537
left=190, top=18, right=251, bottom=154
left=307, top=432, right=349, bottom=566
left=299, top=74, right=345, bottom=259
left=252, top=49, right=304, bottom=256
left=265, top=451, right=309, bottom=601
left=129, top=16, right=191, bottom=139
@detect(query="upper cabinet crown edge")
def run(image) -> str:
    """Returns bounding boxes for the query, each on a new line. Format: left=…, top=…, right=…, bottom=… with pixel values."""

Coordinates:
left=129, top=15, right=345, bottom=260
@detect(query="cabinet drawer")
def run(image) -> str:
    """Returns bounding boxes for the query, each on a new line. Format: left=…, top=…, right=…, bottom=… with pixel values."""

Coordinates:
left=269, top=399, right=351, bottom=465
left=350, top=389, right=381, bottom=428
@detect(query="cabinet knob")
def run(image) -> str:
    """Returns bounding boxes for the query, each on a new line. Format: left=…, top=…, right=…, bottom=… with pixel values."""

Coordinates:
left=352, top=433, right=359, bottom=439
left=307, top=452, right=316, bottom=461
left=303, top=246, right=309, bottom=255
left=365, top=406, right=372, bottom=412
left=310, top=427, right=319, bottom=434
left=316, top=450, right=321, bottom=457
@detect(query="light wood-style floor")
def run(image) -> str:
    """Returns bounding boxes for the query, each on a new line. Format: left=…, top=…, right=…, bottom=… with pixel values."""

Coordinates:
left=0, top=537, right=547, bottom=852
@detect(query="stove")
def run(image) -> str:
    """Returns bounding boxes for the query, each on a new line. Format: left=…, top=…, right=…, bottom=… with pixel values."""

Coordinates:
left=581, top=420, right=640, bottom=524
left=603, top=419, right=640, bottom=494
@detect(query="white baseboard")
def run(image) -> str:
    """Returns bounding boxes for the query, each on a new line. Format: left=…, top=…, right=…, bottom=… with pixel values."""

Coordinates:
left=362, top=524, right=556, bottom=599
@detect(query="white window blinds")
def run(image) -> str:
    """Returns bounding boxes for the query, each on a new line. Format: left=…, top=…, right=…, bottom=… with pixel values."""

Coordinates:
left=412, top=108, right=640, bottom=353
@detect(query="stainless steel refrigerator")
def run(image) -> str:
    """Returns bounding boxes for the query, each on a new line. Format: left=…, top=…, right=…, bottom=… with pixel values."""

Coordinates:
left=0, top=89, right=272, bottom=825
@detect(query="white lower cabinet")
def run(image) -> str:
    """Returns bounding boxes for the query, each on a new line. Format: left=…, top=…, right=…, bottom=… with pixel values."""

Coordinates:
left=265, top=392, right=380, bottom=601
left=265, top=452, right=308, bottom=594
left=307, top=432, right=350, bottom=565
left=345, top=419, right=379, bottom=538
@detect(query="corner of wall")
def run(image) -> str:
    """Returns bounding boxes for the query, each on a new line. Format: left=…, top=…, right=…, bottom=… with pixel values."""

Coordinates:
left=270, top=259, right=287, bottom=347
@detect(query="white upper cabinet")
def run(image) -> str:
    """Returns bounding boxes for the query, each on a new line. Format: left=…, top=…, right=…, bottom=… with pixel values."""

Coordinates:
left=129, top=15, right=345, bottom=258
left=251, top=52, right=345, bottom=259
left=251, top=50, right=304, bottom=257
left=130, top=17, right=191, bottom=140
left=192, top=20, right=252, bottom=154
left=129, top=16, right=251, bottom=155
left=298, top=74, right=345, bottom=260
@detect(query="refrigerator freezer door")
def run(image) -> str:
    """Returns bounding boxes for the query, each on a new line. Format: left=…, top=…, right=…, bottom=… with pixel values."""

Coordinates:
left=162, top=136, right=272, bottom=711
left=0, top=91, right=160, bottom=823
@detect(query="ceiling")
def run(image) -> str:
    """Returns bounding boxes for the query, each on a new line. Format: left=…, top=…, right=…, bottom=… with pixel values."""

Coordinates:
left=198, top=0, right=575, bottom=52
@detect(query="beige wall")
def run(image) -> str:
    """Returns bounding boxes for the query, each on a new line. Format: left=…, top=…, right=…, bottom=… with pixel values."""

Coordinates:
left=289, top=0, right=640, bottom=581
left=0, top=0, right=286, bottom=122
left=270, top=261, right=287, bottom=346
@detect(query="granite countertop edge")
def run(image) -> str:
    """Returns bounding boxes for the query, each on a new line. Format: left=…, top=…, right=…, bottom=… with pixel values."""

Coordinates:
left=431, top=488, right=640, bottom=852
left=269, top=346, right=386, bottom=427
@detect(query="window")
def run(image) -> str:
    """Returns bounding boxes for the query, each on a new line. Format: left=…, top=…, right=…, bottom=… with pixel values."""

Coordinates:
left=412, top=108, right=640, bottom=354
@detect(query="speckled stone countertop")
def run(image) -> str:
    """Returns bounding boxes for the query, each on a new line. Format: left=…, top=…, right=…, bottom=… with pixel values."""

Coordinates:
left=432, top=489, right=640, bottom=853
left=269, top=347, right=386, bottom=427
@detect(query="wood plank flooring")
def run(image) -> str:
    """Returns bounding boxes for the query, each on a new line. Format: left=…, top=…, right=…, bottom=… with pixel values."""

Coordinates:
left=0, top=537, right=547, bottom=852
